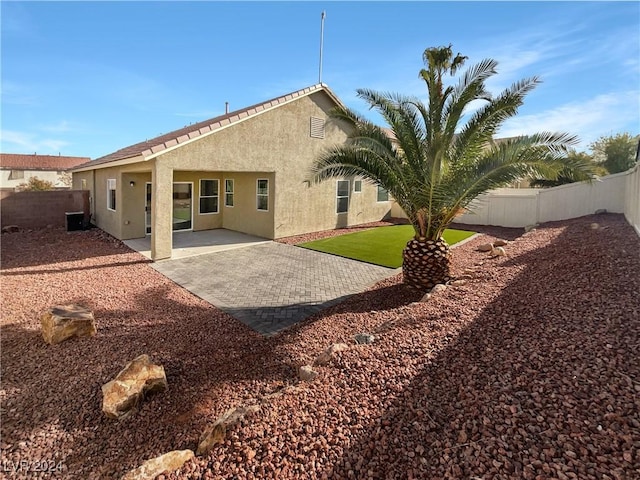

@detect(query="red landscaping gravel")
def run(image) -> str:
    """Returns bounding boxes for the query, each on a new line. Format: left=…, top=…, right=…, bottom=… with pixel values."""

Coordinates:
left=1, top=214, right=639, bottom=479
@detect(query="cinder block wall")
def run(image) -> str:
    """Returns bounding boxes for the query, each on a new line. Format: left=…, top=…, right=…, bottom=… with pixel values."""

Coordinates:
left=0, top=190, right=90, bottom=229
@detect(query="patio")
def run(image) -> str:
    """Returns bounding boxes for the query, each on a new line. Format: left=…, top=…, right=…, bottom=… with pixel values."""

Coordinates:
left=123, top=229, right=271, bottom=260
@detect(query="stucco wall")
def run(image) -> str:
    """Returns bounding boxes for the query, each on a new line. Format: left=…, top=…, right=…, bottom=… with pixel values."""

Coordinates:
left=84, top=166, right=122, bottom=239
left=157, top=91, right=390, bottom=238
left=1, top=169, right=71, bottom=189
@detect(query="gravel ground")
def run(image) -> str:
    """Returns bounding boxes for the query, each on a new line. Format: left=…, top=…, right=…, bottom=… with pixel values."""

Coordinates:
left=1, top=214, right=639, bottom=479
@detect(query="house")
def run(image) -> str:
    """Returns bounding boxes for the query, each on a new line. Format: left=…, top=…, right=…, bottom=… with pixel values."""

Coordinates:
left=71, top=84, right=392, bottom=260
left=1, top=153, right=90, bottom=190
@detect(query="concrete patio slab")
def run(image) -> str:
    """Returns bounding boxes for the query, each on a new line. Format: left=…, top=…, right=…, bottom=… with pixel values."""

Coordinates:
left=151, top=242, right=395, bottom=335
left=123, top=229, right=271, bottom=260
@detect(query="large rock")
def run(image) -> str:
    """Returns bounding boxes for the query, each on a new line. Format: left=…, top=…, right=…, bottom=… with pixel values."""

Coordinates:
left=493, top=239, right=508, bottom=247
left=121, top=450, right=194, bottom=480
left=490, top=246, right=506, bottom=257
left=476, top=243, right=493, bottom=252
left=197, top=405, right=260, bottom=456
left=354, top=334, right=375, bottom=345
left=102, top=355, right=167, bottom=420
left=313, top=343, right=349, bottom=366
left=298, top=365, right=318, bottom=382
left=41, top=304, right=96, bottom=345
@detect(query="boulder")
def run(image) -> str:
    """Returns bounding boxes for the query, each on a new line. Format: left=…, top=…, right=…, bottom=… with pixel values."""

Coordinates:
left=354, top=334, right=376, bottom=345
left=595, top=208, right=607, bottom=214
left=430, top=284, right=447, bottom=294
left=121, top=450, right=194, bottom=480
left=1, top=225, right=20, bottom=234
left=490, top=246, right=506, bottom=257
left=314, top=343, right=349, bottom=366
left=196, top=405, right=260, bottom=456
left=419, top=292, right=432, bottom=302
left=298, top=365, right=318, bottom=382
left=101, top=355, right=167, bottom=420
left=476, top=243, right=493, bottom=252
left=590, top=222, right=600, bottom=230
left=41, top=304, right=96, bottom=345
left=493, top=239, right=508, bottom=247
left=450, top=279, right=468, bottom=286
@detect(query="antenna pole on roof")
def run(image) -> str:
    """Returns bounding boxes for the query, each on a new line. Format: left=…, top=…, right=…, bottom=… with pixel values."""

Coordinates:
left=318, top=11, right=326, bottom=84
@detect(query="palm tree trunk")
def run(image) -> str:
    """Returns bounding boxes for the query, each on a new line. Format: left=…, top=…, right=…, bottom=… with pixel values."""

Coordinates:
left=402, top=238, right=452, bottom=291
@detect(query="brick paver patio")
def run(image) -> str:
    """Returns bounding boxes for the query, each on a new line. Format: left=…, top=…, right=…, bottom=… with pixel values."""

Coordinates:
left=152, top=242, right=395, bottom=335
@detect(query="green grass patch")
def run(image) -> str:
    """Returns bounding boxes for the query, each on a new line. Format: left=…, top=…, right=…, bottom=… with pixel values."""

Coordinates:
left=298, top=225, right=476, bottom=268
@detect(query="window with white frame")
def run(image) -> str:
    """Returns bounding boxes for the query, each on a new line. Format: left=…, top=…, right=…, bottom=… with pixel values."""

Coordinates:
left=107, top=178, right=116, bottom=211
left=257, top=179, right=269, bottom=211
left=354, top=180, right=362, bottom=193
left=199, top=179, right=219, bottom=214
left=337, top=180, right=349, bottom=214
left=225, top=179, right=234, bottom=207
left=377, top=185, right=389, bottom=202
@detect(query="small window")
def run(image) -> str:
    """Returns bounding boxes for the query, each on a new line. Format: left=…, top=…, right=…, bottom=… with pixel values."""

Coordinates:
left=9, top=170, right=24, bottom=180
left=354, top=180, right=362, bottom=193
left=337, top=180, right=349, bottom=214
left=257, top=179, right=269, bottom=211
left=310, top=116, right=325, bottom=139
left=377, top=185, right=389, bottom=202
left=107, top=178, right=116, bottom=211
left=225, top=179, right=234, bottom=207
left=199, top=179, right=219, bottom=214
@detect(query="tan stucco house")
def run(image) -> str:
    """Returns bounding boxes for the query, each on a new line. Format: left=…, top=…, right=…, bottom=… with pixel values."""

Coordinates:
left=71, top=84, right=392, bottom=260
left=1, top=153, right=89, bottom=190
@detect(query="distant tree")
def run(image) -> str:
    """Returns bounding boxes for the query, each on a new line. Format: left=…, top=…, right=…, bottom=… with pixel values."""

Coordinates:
left=17, top=176, right=56, bottom=191
left=529, top=150, right=606, bottom=187
left=590, top=132, right=639, bottom=174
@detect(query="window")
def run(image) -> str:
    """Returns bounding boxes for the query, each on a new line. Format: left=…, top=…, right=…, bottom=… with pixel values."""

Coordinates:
left=225, top=179, right=234, bottom=207
left=199, top=179, right=219, bottom=214
left=310, top=116, right=325, bottom=139
left=337, top=180, right=349, bottom=214
left=377, top=185, right=389, bottom=202
left=107, top=178, right=116, bottom=211
left=9, top=170, right=24, bottom=180
left=257, top=179, right=269, bottom=211
left=354, top=180, right=362, bottom=193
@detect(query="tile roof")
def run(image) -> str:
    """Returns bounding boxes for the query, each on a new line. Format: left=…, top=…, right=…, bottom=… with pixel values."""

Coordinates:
left=0, top=153, right=90, bottom=171
left=76, top=83, right=342, bottom=170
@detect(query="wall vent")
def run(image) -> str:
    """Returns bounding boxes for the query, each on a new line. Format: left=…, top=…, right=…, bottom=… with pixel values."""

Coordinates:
left=310, top=116, right=325, bottom=139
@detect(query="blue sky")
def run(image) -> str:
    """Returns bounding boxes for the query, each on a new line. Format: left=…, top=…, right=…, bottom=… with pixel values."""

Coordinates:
left=2, top=1, right=639, bottom=160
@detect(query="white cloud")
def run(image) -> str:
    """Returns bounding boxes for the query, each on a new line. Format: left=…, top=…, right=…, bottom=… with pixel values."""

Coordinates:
left=498, top=90, right=640, bottom=150
left=1, top=130, right=70, bottom=154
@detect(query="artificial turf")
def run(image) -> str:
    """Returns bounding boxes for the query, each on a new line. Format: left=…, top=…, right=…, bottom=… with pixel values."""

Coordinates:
left=298, top=225, right=476, bottom=268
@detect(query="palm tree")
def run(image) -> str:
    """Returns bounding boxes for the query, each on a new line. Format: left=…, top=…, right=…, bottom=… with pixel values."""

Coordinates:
left=310, top=45, right=591, bottom=291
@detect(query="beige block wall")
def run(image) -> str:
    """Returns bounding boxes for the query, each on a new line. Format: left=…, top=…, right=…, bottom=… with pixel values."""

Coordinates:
left=72, top=171, right=95, bottom=218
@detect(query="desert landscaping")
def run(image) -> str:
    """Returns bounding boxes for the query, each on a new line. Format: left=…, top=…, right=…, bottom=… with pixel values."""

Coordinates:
left=1, top=213, right=639, bottom=479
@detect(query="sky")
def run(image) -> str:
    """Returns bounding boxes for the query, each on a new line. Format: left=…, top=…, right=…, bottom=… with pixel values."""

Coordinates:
left=1, top=1, right=639, bottom=160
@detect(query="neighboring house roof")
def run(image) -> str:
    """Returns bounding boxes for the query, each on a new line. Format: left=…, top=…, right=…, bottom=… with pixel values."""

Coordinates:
left=73, top=83, right=345, bottom=172
left=0, top=153, right=90, bottom=171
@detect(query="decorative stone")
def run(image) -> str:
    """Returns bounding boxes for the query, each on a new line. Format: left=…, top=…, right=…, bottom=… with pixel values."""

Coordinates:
left=477, top=243, right=493, bottom=252
left=40, top=304, right=96, bottom=345
left=1, top=225, right=20, bottom=234
left=493, top=239, right=508, bottom=247
left=595, top=209, right=607, bottom=214
left=298, top=365, right=318, bottom=382
left=490, top=246, right=506, bottom=257
left=590, top=222, right=600, bottom=230
left=197, top=405, right=260, bottom=456
left=420, top=292, right=432, bottom=302
left=101, top=354, right=167, bottom=420
left=121, top=450, right=194, bottom=480
left=354, top=333, right=376, bottom=345
left=430, top=284, right=447, bottom=294
left=451, top=279, right=468, bottom=286
left=314, top=343, right=349, bottom=366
